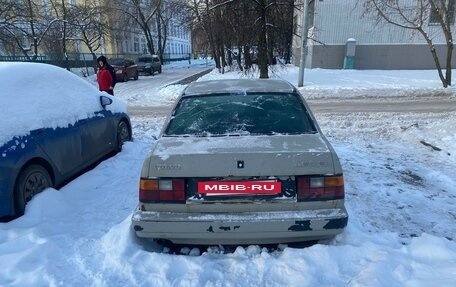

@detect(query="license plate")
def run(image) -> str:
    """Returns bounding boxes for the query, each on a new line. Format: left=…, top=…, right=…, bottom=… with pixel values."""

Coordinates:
left=197, top=180, right=281, bottom=195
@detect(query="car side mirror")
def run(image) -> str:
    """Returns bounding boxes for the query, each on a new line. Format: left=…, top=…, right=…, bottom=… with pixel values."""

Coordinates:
left=100, top=95, right=113, bottom=108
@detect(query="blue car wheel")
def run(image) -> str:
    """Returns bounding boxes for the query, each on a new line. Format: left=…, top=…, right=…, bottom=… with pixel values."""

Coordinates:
left=116, top=120, right=131, bottom=152
left=14, top=164, right=52, bottom=216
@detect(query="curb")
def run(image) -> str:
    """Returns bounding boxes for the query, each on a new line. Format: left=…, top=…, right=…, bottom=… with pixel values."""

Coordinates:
left=169, top=68, right=214, bottom=85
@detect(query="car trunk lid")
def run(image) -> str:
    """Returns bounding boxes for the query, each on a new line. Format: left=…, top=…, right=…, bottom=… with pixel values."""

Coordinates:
left=146, top=134, right=335, bottom=178
left=142, top=134, right=337, bottom=202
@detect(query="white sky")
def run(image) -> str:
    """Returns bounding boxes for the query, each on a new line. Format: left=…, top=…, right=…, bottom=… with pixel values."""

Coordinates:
left=0, top=60, right=455, bottom=287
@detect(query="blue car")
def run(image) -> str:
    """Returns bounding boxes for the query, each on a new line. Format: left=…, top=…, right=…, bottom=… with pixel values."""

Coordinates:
left=0, top=62, right=132, bottom=219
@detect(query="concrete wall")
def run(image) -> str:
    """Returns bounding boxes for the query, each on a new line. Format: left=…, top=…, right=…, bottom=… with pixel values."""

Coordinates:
left=306, top=44, right=455, bottom=70
left=312, top=0, right=448, bottom=45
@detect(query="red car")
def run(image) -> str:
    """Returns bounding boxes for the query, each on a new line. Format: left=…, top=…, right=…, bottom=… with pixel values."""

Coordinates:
left=110, top=58, right=138, bottom=82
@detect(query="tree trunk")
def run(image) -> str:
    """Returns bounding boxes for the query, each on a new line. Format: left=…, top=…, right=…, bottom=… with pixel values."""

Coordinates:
left=256, top=0, right=269, bottom=78
left=445, top=43, right=453, bottom=86
left=156, top=11, right=162, bottom=57
left=61, top=0, right=69, bottom=70
left=418, top=27, right=448, bottom=87
left=26, top=0, right=38, bottom=60
left=145, top=28, right=155, bottom=55
left=236, top=46, right=243, bottom=71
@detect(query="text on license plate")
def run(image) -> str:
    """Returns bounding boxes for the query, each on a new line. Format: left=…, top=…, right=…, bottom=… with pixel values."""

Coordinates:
left=197, top=180, right=281, bottom=195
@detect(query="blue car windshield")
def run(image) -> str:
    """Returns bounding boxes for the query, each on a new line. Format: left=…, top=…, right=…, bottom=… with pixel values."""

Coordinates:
left=164, top=93, right=317, bottom=136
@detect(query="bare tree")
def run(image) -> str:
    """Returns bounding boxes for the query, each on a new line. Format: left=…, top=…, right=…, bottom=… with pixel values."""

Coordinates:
left=363, top=0, right=454, bottom=87
left=0, top=0, right=59, bottom=60
left=0, top=0, right=17, bottom=54
left=111, top=0, right=163, bottom=56
left=189, top=0, right=294, bottom=78
left=0, top=0, right=15, bottom=28
left=156, top=3, right=166, bottom=60
left=73, top=11, right=104, bottom=60
left=42, top=0, right=71, bottom=69
left=253, top=0, right=269, bottom=78
left=270, top=0, right=294, bottom=64
left=190, top=0, right=223, bottom=69
left=156, top=0, right=190, bottom=61
left=66, top=1, right=107, bottom=61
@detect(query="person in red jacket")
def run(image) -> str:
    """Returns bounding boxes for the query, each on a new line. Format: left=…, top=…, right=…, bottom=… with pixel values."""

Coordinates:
left=97, top=56, right=114, bottom=96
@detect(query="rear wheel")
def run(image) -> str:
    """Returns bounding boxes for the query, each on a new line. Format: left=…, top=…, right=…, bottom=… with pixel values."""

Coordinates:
left=123, top=73, right=128, bottom=82
left=116, top=120, right=131, bottom=152
left=134, top=71, right=139, bottom=80
left=14, top=164, right=52, bottom=216
left=158, top=66, right=162, bottom=73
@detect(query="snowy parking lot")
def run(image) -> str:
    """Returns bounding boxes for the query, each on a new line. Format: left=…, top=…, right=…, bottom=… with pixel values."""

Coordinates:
left=0, top=62, right=455, bottom=286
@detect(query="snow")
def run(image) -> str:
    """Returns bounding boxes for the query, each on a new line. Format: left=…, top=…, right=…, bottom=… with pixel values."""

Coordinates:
left=0, top=62, right=126, bottom=146
left=154, top=136, right=274, bottom=156
left=1, top=59, right=455, bottom=286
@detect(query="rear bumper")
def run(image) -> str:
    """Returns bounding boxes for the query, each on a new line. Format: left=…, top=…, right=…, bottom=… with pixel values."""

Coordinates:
left=131, top=206, right=348, bottom=245
left=137, top=67, right=151, bottom=75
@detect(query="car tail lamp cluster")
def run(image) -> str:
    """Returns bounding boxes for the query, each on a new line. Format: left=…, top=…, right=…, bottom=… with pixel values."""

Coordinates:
left=296, top=175, right=344, bottom=201
left=139, top=178, right=185, bottom=202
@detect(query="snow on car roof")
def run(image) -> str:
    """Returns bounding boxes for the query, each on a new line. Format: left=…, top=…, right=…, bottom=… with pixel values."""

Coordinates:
left=182, top=79, right=296, bottom=96
left=0, top=62, right=127, bottom=146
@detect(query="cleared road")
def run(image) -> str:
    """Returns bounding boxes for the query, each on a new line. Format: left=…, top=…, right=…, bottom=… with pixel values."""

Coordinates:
left=307, top=97, right=456, bottom=113
left=128, top=97, right=456, bottom=117
left=120, top=66, right=455, bottom=116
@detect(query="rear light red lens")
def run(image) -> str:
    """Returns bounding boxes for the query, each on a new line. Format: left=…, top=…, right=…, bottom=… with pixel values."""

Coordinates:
left=139, top=178, right=185, bottom=202
left=297, top=175, right=344, bottom=201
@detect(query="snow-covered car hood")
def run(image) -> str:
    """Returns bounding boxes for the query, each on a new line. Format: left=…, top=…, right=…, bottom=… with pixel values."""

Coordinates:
left=0, top=62, right=127, bottom=146
left=141, top=134, right=341, bottom=177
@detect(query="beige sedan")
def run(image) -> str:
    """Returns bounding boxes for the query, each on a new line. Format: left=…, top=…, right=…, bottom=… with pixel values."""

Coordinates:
left=132, top=79, right=348, bottom=245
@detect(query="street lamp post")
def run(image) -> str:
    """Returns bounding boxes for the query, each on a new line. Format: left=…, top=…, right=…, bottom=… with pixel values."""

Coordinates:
left=298, top=0, right=310, bottom=87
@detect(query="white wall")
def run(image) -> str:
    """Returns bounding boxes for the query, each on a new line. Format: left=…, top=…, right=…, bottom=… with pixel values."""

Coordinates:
left=313, top=0, right=451, bottom=45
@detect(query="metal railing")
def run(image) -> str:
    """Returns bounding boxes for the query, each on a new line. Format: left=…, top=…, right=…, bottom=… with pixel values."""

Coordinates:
left=0, top=52, right=192, bottom=69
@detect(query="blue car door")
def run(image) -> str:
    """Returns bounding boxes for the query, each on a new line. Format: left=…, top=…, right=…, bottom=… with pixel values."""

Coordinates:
left=81, top=111, right=116, bottom=163
left=34, top=123, right=84, bottom=177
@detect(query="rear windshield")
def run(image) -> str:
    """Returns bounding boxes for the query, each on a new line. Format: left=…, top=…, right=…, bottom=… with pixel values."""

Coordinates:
left=138, top=57, right=152, bottom=63
left=164, top=93, right=317, bottom=136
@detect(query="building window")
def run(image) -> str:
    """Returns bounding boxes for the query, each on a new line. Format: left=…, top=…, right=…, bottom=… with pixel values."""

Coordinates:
left=430, top=0, right=455, bottom=25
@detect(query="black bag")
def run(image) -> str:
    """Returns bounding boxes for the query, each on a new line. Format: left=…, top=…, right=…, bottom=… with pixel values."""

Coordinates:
left=106, top=64, right=117, bottom=87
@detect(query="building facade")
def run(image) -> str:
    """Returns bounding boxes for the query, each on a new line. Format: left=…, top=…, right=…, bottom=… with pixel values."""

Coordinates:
left=0, top=0, right=191, bottom=63
left=292, top=0, right=456, bottom=69
left=108, top=1, right=191, bottom=61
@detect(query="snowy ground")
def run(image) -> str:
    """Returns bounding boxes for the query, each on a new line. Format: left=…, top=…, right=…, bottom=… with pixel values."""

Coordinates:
left=0, top=60, right=455, bottom=286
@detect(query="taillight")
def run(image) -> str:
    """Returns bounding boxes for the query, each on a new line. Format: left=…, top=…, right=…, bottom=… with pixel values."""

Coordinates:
left=139, top=178, right=185, bottom=202
left=296, top=175, right=344, bottom=201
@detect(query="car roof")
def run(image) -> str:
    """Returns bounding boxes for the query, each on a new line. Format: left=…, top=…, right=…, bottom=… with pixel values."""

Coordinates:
left=182, top=79, right=297, bottom=96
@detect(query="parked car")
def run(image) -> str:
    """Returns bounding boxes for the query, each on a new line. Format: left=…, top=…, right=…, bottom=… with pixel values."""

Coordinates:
left=131, top=79, right=348, bottom=245
left=137, top=55, right=162, bottom=76
left=0, top=62, right=132, bottom=219
left=110, top=58, right=138, bottom=82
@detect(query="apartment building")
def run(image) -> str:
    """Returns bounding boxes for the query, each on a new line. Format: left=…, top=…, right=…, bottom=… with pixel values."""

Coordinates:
left=0, top=0, right=191, bottom=62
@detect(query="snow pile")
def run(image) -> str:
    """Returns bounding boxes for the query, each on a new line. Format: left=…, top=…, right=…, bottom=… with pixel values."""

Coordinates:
left=0, top=62, right=455, bottom=286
